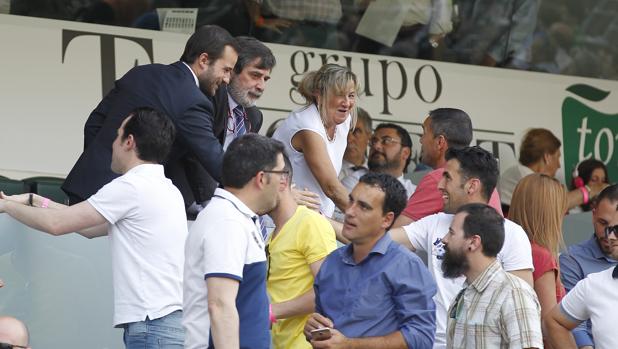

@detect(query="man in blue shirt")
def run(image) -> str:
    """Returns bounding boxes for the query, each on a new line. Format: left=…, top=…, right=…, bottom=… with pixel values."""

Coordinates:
left=304, top=173, right=437, bottom=349
left=559, top=184, right=618, bottom=348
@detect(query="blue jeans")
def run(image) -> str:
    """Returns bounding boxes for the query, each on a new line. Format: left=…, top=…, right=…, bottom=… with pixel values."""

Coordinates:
left=123, top=310, right=185, bottom=349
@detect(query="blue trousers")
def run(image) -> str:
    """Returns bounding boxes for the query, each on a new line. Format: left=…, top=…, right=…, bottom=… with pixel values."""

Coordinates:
left=123, top=310, right=184, bottom=349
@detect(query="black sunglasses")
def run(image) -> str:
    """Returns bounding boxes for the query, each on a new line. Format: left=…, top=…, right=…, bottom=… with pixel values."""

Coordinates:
left=0, top=342, right=28, bottom=349
left=605, top=225, right=618, bottom=238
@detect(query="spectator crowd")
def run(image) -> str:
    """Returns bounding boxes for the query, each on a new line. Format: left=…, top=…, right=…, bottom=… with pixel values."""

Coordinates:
left=0, top=23, right=617, bottom=349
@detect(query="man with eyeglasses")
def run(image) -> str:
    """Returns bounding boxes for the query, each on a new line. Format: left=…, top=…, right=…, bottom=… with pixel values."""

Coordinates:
left=546, top=224, right=618, bottom=349
left=341, top=123, right=416, bottom=199
left=558, top=184, right=618, bottom=348
left=0, top=316, right=29, bottom=349
left=183, top=134, right=287, bottom=349
left=266, top=153, right=337, bottom=348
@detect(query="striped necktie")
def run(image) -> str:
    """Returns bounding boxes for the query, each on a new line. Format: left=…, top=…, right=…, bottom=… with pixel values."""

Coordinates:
left=233, top=105, right=246, bottom=138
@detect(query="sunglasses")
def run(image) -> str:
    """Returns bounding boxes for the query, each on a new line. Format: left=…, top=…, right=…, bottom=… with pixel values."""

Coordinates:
left=605, top=225, right=618, bottom=238
left=0, top=343, right=28, bottom=349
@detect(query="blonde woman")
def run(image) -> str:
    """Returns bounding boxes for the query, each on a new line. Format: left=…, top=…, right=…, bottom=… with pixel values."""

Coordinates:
left=273, top=64, right=358, bottom=217
left=509, top=173, right=567, bottom=348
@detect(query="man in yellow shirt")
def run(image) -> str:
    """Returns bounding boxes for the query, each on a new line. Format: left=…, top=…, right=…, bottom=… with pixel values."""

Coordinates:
left=268, top=154, right=338, bottom=348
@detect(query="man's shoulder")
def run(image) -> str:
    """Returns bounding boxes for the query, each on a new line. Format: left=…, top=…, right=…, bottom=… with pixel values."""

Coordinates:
left=564, top=237, right=595, bottom=259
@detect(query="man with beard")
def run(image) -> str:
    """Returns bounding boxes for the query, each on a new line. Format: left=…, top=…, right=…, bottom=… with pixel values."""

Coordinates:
left=342, top=123, right=415, bottom=198
left=441, top=203, right=542, bottom=349
left=183, top=134, right=286, bottom=349
left=558, top=184, right=618, bottom=348
left=214, top=36, right=275, bottom=149
left=304, top=173, right=436, bottom=349
left=389, top=146, right=533, bottom=349
left=392, top=108, right=502, bottom=228
left=182, top=36, right=276, bottom=215
left=62, top=25, right=238, bottom=210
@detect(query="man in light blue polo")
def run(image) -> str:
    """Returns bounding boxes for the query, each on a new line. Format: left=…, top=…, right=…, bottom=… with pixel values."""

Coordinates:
left=304, top=173, right=436, bottom=348
left=559, top=184, right=618, bottom=348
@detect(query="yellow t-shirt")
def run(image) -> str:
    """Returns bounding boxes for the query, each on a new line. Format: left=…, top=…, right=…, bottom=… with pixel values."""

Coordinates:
left=267, top=206, right=337, bottom=349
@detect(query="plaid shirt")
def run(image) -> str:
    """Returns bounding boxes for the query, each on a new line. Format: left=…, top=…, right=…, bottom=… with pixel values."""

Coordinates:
left=262, top=0, right=342, bottom=23
left=446, top=260, right=543, bottom=349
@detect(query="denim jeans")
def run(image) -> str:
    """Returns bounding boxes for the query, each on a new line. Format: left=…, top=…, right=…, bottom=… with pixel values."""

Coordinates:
left=123, top=310, right=184, bottom=349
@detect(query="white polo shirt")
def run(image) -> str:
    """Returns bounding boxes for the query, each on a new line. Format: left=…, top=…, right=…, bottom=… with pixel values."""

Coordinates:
left=87, top=164, right=187, bottom=327
left=561, top=266, right=618, bottom=349
left=401, top=213, right=533, bottom=349
left=183, top=188, right=269, bottom=349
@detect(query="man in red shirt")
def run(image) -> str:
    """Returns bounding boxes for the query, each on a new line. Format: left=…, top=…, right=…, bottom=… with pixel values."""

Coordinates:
left=393, top=108, right=502, bottom=228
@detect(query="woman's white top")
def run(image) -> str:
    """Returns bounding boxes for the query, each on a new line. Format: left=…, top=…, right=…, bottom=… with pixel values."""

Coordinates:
left=273, top=104, right=351, bottom=217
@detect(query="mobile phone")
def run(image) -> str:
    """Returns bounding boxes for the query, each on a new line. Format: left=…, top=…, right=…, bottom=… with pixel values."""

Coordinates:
left=310, top=327, right=332, bottom=341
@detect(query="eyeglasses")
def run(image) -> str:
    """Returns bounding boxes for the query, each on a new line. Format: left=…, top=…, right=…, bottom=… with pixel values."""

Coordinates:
left=369, top=136, right=401, bottom=147
left=605, top=225, right=618, bottom=238
left=0, top=343, right=28, bottom=349
left=263, top=169, right=290, bottom=181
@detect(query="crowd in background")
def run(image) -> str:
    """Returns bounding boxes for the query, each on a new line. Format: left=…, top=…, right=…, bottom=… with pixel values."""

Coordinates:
left=0, top=14, right=617, bottom=349
left=4, top=0, right=618, bottom=80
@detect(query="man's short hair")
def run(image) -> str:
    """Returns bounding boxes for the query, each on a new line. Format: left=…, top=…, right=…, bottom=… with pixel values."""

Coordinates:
left=355, top=108, right=373, bottom=134
left=121, top=107, right=175, bottom=164
left=374, top=122, right=412, bottom=172
left=445, top=146, right=499, bottom=201
left=456, top=203, right=505, bottom=258
left=519, top=128, right=561, bottom=166
left=180, top=25, right=236, bottom=64
left=282, top=151, right=293, bottom=188
left=222, top=133, right=284, bottom=189
left=428, top=108, right=472, bottom=149
left=595, top=184, right=618, bottom=208
left=358, top=173, right=407, bottom=218
left=233, top=36, right=276, bottom=74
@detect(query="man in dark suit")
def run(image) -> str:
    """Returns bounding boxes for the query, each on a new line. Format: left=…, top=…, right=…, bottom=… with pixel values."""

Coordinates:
left=183, top=36, right=277, bottom=216
left=62, top=25, right=238, bottom=209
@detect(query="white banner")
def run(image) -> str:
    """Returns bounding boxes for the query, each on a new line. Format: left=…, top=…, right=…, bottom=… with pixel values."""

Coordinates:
left=1, top=14, right=616, bottom=183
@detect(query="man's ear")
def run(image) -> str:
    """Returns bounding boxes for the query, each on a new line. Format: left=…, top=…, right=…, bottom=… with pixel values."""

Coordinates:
left=381, top=211, right=395, bottom=230
left=124, top=134, right=136, bottom=150
left=466, top=178, right=481, bottom=196
left=198, top=52, right=210, bottom=69
left=400, top=147, right=411, bottom=163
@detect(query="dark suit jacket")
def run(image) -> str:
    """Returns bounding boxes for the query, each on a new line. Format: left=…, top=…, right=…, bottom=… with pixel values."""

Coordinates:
left=181, top=84, right=264, bottom=208
left=62, top=61, right=224, bottom=208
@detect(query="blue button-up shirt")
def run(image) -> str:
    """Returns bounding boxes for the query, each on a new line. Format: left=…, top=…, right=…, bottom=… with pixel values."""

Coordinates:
left=314, top=233, right=437, bottom=348
left=560, top=235, right=618, bottom=347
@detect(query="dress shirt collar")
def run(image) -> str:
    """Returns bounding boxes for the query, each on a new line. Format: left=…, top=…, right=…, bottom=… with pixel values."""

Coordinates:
left=181, top=61, right=199, bottom=87
left=468, top=259, right=502, bottom=293
left=228, top=93, right=240, bottom=112
left=342, top=232, right=392, bottom=265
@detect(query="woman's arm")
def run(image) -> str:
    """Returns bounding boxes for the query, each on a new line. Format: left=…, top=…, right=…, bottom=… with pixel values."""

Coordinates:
left=292, top=130, right=349, bottom=212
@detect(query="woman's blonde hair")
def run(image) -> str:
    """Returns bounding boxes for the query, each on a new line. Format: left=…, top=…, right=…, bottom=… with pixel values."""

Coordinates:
left=297, top=63, right=359, bottom=128
left=509, top=173, right=567, bottom=257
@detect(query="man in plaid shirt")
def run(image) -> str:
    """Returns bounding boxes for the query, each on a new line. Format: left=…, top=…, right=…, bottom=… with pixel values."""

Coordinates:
left=441, top=203, right=543, bottom=349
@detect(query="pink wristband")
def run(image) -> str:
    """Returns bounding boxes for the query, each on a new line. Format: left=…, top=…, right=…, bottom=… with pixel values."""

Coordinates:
left=579, top=186, right=589, bottom=205
left=269, top=304, right=277, bottom=325
left=41, top=197, right=50, bottom=208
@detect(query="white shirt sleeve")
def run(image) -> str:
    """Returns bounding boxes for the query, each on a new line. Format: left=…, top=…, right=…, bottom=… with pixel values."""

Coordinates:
left=560, top=274, right=591, bottom=322
left=87, top=176, right=137, bottom=224
left=403, top=214, right=436, bottom=253
left=203, top=219, right=249, bottom=281
left=499, top=220, right=534, bottom=272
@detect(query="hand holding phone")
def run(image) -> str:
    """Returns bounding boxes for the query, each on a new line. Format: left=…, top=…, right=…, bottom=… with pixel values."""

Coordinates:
left=310, top=327, right=332, bottom=341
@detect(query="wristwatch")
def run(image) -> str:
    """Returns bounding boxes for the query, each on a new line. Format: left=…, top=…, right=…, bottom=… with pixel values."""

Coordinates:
left=429, top=38, right=439, bottom=48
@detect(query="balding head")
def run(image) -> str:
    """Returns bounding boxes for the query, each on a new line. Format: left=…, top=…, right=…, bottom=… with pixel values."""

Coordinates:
left=0, top=316, right=29, bottom=348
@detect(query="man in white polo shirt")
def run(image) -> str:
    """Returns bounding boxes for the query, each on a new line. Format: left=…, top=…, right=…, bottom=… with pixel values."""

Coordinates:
left=0, top=108, right=187, bottom=348
left=546, top=224, right=618, bottom=349
left=390, top=146, right=533, bottom=349
left=183, top=133, right=286, bottom=349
